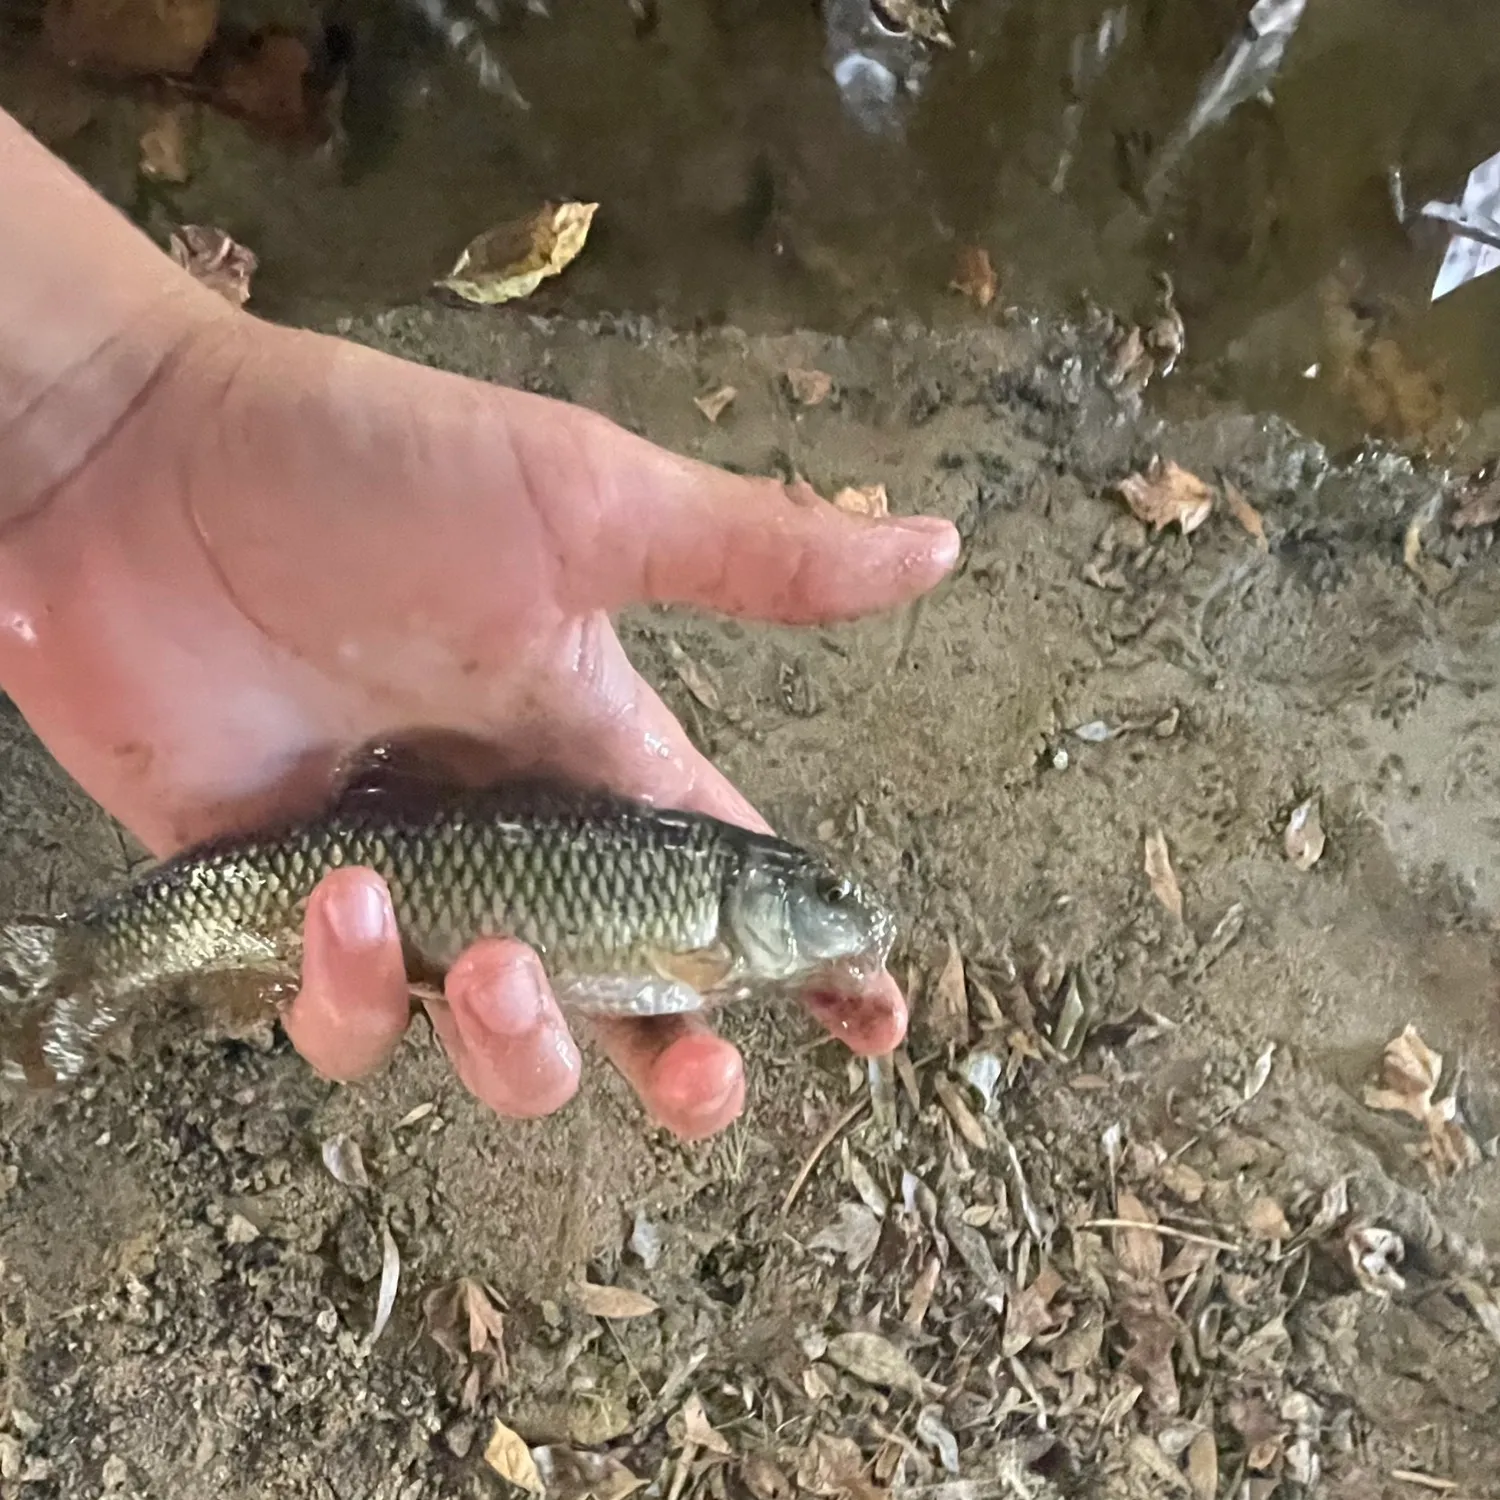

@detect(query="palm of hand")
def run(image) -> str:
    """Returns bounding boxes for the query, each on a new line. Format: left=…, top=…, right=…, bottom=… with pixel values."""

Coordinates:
left=0, top=316, right=958, bottom=1138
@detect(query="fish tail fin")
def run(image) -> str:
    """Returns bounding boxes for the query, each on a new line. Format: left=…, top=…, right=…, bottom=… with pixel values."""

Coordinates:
left=0, top=916, right=101, bottom=1091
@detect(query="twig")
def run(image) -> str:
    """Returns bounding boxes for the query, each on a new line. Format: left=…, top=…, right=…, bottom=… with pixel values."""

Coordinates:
left=1080, top=1218, right=1241, bottom=1253
left=1391, top=1472, right=1458, bottom=1493
left=781, top=1097, right=869, bottom=1216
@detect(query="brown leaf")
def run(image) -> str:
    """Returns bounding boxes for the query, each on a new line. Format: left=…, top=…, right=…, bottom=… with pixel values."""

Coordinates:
left=1116, top=459, right=1213, bottom=536
left=1224, top=481, right=1268, bottom=549
left=139, top=102, right=191, bottom=182
left=1143, top=829, right=1183, bottom=921
left=949, top=245, right=997, bottom=307
left=1186, top=1432, right=1218, bottom=1500
left=484, top=1420, right=544, bottom=1494
left=45, top=0, right=218, bottom=76
left=831, top=483, right=889, bottom=519
left=807, top=1202, right=883, bottom=1273
left=572, top=1281, right=659, bottom=1319
left=740, top=1456, right=793, bottom=1500
left=693, top=386, right=737, bottom=424
left=168, top=225, right=256, bottom=306
left=824, top=1332, right=930, bottom=1398
left=1245, top=1196, right=1292, bottom=1241
left=1364, top=1024, right=1440, bottom=1122
left=929, top=935, right=969, bottom=1044
left=1113, top=1192, right=1164, bottom=1282
left=1284, top=797, right=1325, bottom=871
left=1159, top=1162, right=1206, bottom=1204
left=795, top=1434, right=882, bottom=1500
left=438, top=201, right=598, bottom=305
left=680, top=1392, right=731, bottom=1456
left=933, top=1074, right=987, bottom=1150
left=532, top=1446, right=646, bottom=1500
left=1002, top=1265, right=1065, bottom=1356
left=785, top=368, right=834, bottom=407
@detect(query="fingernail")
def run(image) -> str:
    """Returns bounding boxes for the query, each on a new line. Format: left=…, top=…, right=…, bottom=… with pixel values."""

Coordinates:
left=326, top=876, right=391, bottom=951
left=462, top=954, right=545, bottom=1038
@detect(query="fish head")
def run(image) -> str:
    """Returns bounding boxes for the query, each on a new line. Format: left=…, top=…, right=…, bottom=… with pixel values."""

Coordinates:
left=725, top=840, right=896, bottom=984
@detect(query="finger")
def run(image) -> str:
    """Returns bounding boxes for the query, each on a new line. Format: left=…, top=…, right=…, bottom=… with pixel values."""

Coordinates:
left=423, top=939, right=582, bottom=1119
left=802, top=969, right=909, bottom=1057
left=586, top=1012, right=745, bottom=1141
left=283, top=866, right=412, bottom=1081
left=551, top=410, right=961, bottom=622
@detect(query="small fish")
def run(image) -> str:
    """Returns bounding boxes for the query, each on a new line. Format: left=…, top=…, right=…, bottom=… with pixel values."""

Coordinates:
left=0, top=756, right=897, bottom=1091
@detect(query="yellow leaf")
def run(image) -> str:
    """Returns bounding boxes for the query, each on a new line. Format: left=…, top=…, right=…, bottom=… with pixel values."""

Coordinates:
left=832, top=484, right=889, bottom=518
left=1116, top=459, right=1213, bottom=535
left=438, top=202, right=598, bottom=305
left=484, top=1420, right=544, bottom=1494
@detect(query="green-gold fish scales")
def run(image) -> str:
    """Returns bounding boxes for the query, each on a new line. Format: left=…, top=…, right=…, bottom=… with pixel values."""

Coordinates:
left=0, top=778, right=897, bottom=1090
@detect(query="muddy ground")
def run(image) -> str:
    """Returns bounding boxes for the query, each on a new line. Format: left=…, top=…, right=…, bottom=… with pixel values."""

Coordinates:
left=2, top=288, right=1500, bottom=1500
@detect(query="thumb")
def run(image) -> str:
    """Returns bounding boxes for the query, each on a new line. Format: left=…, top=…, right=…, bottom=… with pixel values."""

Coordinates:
left=526, top=401, right=962, bottom=624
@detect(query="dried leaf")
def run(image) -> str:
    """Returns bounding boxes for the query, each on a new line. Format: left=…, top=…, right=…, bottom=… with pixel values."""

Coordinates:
left=1113, top=1192, right=1164, bottom=1282
left=1224, top=481, right=1267, bottom=548
left=139, top=103, right=190, bottom=182
left=45, top=0, right=218, bottom=75
left=933, top=1075, right=987, bottom=1151
left=950, top=245, right=997, bottom=307
left=1344, top=1223, right=1406, bottom=1295
left=395, top=1101, right=436, bottom=1128
left=368, top=1222, right=400, bottom=1346
left=914, top=1407, right=959, bottom=1475
left=807, top=1202, right=883, bottom=1272
left=824, top=1332, right=930, bottom=1397
left=831, top=484, right=889, bottom=519
left=1365, top=1025, right=1441, bottom=1122
left=321, top=1133, right=369, bottom=1189
left=786, top=368, right=834, bottom=406
left=438, top=201, right=598, bottom=305
left=1186, top=1431, right=1218, bottom=1500
left=740, top=1456, right=792, bottom=1500
left=1452, top=473, right=1500, bottom=531
left=424, top=1277, right=506, bottom=1362
left=1159, top=1162, right=1206, bottom=1204
left=1002, top=1265, right=1065, bottom=1356
left=1245, top=1197, right=1292, bottom=1241
left=572, top=1281, right=659, bottom=1319
left=1116, top=459, right=1214, bottom=536
left=680, top=1392, right=731, bottom=1456
left=795, top=1435, right=875, bottom=1500
left=532, top=1446, right=645, bottom=1500
left=484, top=1420, right=544, bottom=1494
left=168, top=225, right=256, bottom=307
left=629, top=1211, right=662, bottom=1270
left=1143, top=829, right=1183, bottom=921
left=693, top=386, right=737, bottom=423
left=668, top=643, right=721, bottom=711
left=1284, top=797, right=1325, bottom=870
left=930, top=935, right=969, bottom=1044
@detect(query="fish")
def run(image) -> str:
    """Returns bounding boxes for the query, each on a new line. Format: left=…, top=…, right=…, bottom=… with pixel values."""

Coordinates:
left=0, top=753, right=898, bottom=1091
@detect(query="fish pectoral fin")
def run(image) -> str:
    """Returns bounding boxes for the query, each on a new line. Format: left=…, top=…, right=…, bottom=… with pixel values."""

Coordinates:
left=644, top=944, right=739, bottom=994
left=551, top=974, right=706, bottom=1020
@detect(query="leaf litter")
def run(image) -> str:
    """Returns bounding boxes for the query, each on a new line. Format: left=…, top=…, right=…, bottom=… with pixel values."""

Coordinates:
left=437, top=202, right=598, bottom=305
left=1364, top=1024, right=1480, bottom=1178
left=1115, top=458, right=1214, bottom=535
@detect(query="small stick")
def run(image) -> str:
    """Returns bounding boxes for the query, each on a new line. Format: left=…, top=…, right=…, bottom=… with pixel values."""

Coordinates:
left=1080, top=1218, right=1241, bottom=1253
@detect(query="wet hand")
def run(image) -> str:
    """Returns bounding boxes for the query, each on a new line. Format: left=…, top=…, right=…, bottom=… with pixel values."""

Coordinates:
left=0, top=304, right=958, bottom=1139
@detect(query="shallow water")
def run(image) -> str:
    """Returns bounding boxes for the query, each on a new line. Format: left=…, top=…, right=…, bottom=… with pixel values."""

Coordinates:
left=9, top=0, right=1500, bottom=450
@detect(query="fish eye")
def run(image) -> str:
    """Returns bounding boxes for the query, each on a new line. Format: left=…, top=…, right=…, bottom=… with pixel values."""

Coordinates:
left=818, top=874, right=853, bottom=905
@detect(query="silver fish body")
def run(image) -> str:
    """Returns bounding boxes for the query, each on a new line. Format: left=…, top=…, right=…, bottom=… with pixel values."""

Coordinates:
left=0, top=781, right=897, bottom=1089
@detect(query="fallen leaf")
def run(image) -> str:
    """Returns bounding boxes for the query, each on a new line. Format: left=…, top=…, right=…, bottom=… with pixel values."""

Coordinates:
left=785, top=368, right=834, bottom=406
left=1159, top=1162, right=1206, bottom=1204
left=321, top=1133, right=369, bottom=1189
left=807, top=1202, right=883, bottom=1272
left=1143, top=829, right=1183, bottom=921
left=1245, top=1197, right=1292, bottom=1241
left=1224, top=481, right=1268, bottom=549
left=484, top=1420, right=544, bottom=1494
left=438, top=201, right=598, bottom=305
left=693, top=386, right=737, bottom=424
left=395, top=1101, right=436, bottom=1128
left=1002, top=1265, right=1065, bottom=1356
left=168, top=224, right=256, bottom=306
left=933, top=1074, right=987, bottom=1151
left=1113, top=1192, right=1163, bottom=1282
left=45, top=0, right=218, bottom=75
left=1452, top=472, right=1500, bottom=530
left=532, top=1446, right=645, bottom=1500
left=680, top=1392, right=731, bottom=1456
left=139, top=102, right=191, bottom=182
left=1365, top=1024, right=1441, bottom=1122
left=423, top=1276, right=507, bottom=1367
left=1116, top=459, right=1213, bottom=536
left=1111, top=1194, right=1180, bottom=1416
left=367, top=1222, right=400, bottom=1347
left=929, top=935, right=969, bottom=1044
left=824, top=1332, right=931, bottom=1398
left=1344, top=1223, right=1406, bottom=1295
left=1186, top=1431, right=1218, bottom=1500
left=831, top=483, right=889, bottom=519
left=740, top=1456, right=792, bottom=1500
left=795, top=1433, right=881, bottom=1500
left=572, top=1281, right=659, bottom=1319
left=950, top=245, right=997, bottom=307
left=667, top=641, right=721, bottom=711
left=914, top=1406, right=959, bottom=1474
left=1284, top=797, right=1325, bottom=871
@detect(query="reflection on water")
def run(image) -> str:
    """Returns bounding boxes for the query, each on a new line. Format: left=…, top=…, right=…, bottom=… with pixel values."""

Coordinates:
left=5, top=0, right=1500, bottom=449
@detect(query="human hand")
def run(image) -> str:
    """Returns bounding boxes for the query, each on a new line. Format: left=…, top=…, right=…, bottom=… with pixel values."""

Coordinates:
left=0, top=263, right=957, bottom=1143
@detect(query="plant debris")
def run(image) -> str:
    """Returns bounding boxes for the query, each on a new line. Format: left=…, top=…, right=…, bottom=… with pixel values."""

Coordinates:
left=321, top=1132, right=369, bottom=1189
left=1116, top=459, right=1214, bottom=535
left=168, top=224, right=256, bottom=306
left=950, top=245, right=997, bottom=307
left=437, top=202, right=598, bottom=305
left=831, top=483, right=889, bottom=518
left=693, top=386, right=737, bottom=424
left=1283, top=796, right=1325, bottom=870
left=1364, top=1025, right=1480, bottom=1178
left=1143, top=828, right=1184, bottom=920
left=572, top=1281, right=659, bottom=1320
left=484, top=1419, right=545, bottom=1494
left=1224, top=480, right=1268, bottom=547
left=785, top=368, right=834, bottom=406
left=367, top=1222, right=400, bottom=1347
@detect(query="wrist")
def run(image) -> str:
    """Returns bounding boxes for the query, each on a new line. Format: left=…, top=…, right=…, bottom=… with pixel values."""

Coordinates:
left=0, top=106, right=235, bottom=534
